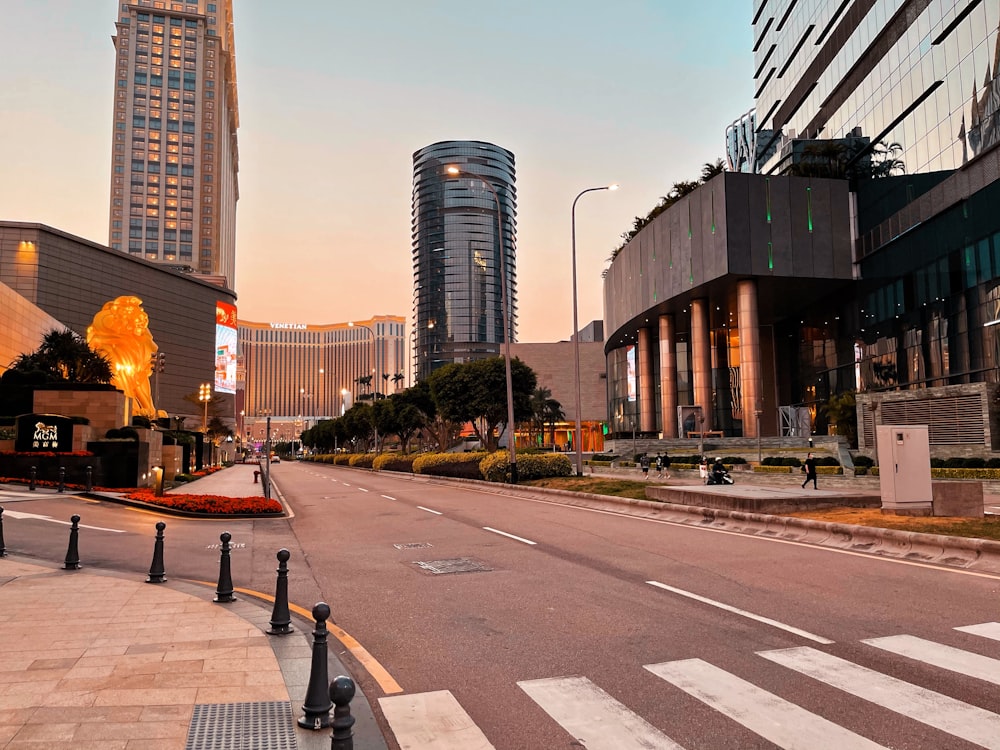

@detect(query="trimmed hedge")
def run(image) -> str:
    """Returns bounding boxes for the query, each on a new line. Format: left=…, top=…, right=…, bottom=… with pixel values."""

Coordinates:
left=372, top=453, right=416, bottom=472
left=412, top=452, right=488, bottom=479
left=480, top=451, right=572, bottom=482
left=348, top=453, right=376, bottom=468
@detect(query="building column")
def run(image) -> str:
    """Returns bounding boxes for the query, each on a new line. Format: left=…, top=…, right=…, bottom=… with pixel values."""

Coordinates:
left=737, top=279, right=763, bottom=438
left=659, top=314, right=678, bottom=438
left=691, top=298, right=713, bottom=432
left=638, top=327, right=656, bottom=433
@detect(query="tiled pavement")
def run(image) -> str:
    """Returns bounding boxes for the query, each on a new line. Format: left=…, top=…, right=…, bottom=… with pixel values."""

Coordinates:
left=0, top=464, right=388, bottom=750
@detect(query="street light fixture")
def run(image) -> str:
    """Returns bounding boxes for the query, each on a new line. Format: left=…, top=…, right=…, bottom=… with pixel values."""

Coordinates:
left=445, top=165, right=518, bottom=483
left=348, top=322, right=380, bottom=453
left=199, top=383, right=211, bottom=433
left=571, top=183, right=619, bottom=476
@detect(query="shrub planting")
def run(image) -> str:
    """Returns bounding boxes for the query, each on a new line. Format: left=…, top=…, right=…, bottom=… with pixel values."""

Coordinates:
left=480, top=451, right=571, bottom=482
left=373, top=453, right=416, bottom=473
left=412, top=452, right=488, bottom=479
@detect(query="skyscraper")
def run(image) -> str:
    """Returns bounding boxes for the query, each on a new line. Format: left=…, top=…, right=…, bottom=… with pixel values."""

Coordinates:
left=411, top=140, right=517, bottom=382
left=107, top=0, right=240, bottom=289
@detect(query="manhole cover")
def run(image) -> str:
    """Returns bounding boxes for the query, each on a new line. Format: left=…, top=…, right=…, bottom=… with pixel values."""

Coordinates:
left=413, top=557, right=492, bottom=575
left=394, top=542, right=433, bottom=549
left=186, top=701, right=297, bottom=749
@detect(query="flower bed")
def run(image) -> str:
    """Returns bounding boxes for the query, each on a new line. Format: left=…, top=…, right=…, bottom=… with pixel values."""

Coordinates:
left=124, top=488, right=283, bottom=516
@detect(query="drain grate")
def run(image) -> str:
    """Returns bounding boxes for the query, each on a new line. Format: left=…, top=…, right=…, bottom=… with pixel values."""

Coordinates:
left=413, top=557, right=493, bottom=575
left=394, top=542, right=433, bottom=549
left=186, top=701, right=297, bottom=750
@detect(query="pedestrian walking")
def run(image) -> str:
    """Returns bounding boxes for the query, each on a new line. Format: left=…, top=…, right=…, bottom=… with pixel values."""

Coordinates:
left=654, top=453, right=664, bottom=478
left=639, top=454, right=650, bottom=480
left=699, top=457, right=708, bottom=481
left=801, top=452, right=818, bottom=489
left=662, top=450, right=672, bottom=479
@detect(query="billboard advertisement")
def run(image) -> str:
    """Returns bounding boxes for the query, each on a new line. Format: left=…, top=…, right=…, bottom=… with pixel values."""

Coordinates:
left=626, top=345, right=636, bottom=402
left=215, top=301, right=238, bottom=394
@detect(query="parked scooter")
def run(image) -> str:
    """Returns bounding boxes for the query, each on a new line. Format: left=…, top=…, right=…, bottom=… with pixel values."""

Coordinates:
left=705, top=460, right=735, bottom=485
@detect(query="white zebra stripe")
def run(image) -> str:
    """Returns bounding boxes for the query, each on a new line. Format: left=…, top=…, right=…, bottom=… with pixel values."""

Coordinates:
left=864, top=634, right=1000, bottom=685
left=956, top=622, right=1000, bottom=642
left=379, top=690, right=495, bottom=750
left=760, top=646, right=1000, bottom=749
left=645, top=658, right=887, bottom=749
left=518, top=675, right=684, bottom=750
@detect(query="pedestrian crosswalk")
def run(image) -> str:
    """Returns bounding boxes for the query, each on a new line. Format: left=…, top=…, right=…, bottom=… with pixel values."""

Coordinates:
left=0, top=488, right=68, bottom=502
left=381, top=621, right=1000, bottom=749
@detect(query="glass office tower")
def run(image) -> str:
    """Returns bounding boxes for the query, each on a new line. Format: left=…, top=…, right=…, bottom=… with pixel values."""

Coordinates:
left=411, top=141, right=518, bottom=382
left=754, top=0, right=999, bottom=176
left=107, top=0, right=240, bottom=288
left=751, top=0, right=1000, bottom=449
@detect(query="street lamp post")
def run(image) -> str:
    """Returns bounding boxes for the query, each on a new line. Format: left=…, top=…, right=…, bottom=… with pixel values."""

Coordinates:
left=571, top=183, right=619, bottom=476
left=348, top=322, right=379, bottom=452
left=199, top=383, right=211, bottom=432
left=445, top=165, right=518, bottom=483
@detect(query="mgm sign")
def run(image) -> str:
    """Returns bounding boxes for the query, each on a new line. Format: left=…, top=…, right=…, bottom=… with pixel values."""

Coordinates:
left=14, top=414, right=74, bottom=453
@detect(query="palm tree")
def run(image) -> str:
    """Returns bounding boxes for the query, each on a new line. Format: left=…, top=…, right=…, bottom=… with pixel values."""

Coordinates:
left=355, top=374, right=374, bottom=400
left=392, top=372, right=405, bottom=390
left=9, top=329, right=112, bottom=384
left=700, top=158, right=726, bottom=182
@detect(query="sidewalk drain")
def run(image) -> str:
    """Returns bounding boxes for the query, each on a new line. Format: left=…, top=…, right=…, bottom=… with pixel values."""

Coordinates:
left=413, top=557, right=493, bottom=575
left=394, top=542, right=433, bottom=549
left=186, top=701, right=296, bottom=749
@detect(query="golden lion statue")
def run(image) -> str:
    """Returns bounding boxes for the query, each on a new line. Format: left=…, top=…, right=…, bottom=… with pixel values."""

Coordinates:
left=87, top=296, right=159, bottom=418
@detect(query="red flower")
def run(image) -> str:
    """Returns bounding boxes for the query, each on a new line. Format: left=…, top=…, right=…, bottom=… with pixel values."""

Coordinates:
left=124, top=488, right=282, bottom=515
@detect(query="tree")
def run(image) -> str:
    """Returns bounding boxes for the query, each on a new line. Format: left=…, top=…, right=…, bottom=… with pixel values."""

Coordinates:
left=429, top=357, right=537, bottom=452
left=822, top=391, right=857, bottom=448
left=392, top=372, right=405, bottom=389
left=700, top=158, right=726, bottom=182
left=7, top=329, right=112, bottom=384
left=387, top=392, right=425, bottom=453
left=530, top=387, right=564, bottom=446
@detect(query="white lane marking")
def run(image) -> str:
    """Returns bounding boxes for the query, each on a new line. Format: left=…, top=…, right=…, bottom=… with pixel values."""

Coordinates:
left=358, top=488, right=369, bottom=493
left=381, top=495, right=396, bottom=500
left=2, top=510, right=126, bottom=533
left=379, top=690, right=495, bottom=750
left=956, top=622, right=1000, bottom=641
left=760, top=646, right=1000, bottom=749
left=499, top=493, right=1000, bottom=582
left=483, top=526, right=537, bottom=546
left=646, top=581, right=833, bottom=644
left=864, top=634, right=1000, bottom=684
left=518, top=675, right=683, bottom=750
left=342, top=482, right=351, bottom=487
left=645, top=658, right=886, bottom=749
left=417, top=506, right=442, bottom=515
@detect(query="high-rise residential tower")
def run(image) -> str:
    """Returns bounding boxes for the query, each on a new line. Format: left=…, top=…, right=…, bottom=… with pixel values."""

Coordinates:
left=107, top=0, right=240, bottom=289
left=411, top=140, right=517, bottom=382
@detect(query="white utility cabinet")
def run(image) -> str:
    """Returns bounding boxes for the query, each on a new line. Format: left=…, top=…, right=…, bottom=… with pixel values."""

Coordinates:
left=876, top=425, right=932, bottom=513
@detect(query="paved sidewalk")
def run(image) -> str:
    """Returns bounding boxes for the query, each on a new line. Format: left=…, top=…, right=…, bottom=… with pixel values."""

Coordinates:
left=0, top=466, right=388, bottom=749
left=0, top=555, right=387, bottom=750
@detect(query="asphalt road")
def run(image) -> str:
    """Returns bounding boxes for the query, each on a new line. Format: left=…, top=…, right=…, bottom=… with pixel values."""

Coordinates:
left=4, top=468, right=1000, bottom=749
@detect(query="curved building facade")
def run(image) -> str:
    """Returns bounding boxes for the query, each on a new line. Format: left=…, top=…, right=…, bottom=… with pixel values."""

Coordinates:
left=411, top=140, right=517, bottom=382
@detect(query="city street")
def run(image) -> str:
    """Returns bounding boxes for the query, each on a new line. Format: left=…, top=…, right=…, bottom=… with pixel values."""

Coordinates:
left=4, top=466, right=999, bottom=748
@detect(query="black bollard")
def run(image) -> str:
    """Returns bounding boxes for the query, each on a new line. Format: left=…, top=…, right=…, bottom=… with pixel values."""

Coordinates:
left=64, top=515, right=81, bottom=570
left=214, top=531, right=236, bottom=603
left=298, top=602, right=333, bottom=730
left=266, top=548, right=293, bottom=635
left=85, top=465, right=93, bottom=493
left=58, top=467, right=66, bottom=493
left=329, top=676, right=356, bottom=750
left=29, top=467, right=36, bottom=491
left=146, top=521, right=167, bottom=583
left=0, top=506, right=6, bottom=558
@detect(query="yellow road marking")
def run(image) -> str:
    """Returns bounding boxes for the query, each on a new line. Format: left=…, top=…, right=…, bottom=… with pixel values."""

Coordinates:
left=186, top=579, right=403, bottom=694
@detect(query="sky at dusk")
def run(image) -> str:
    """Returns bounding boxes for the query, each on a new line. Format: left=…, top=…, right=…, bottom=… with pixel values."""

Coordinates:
left=1, top=1, right=753, bottom=343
